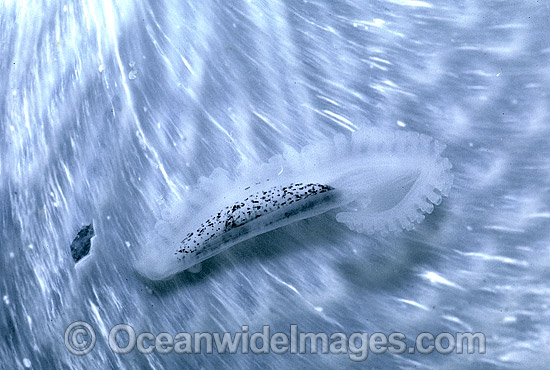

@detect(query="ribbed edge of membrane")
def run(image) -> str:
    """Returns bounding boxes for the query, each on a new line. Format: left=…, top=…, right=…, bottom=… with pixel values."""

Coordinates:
left=335, top=129, right=454, bottom=235
left=151, top=128, right=453, bottom=239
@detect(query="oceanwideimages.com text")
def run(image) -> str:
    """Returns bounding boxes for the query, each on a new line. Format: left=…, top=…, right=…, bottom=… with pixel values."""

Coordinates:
left=65, top=322, right=486, bottom=361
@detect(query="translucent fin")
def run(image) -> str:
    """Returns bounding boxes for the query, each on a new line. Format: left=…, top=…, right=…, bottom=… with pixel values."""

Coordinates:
left=334, top=130, right=453, bottom=235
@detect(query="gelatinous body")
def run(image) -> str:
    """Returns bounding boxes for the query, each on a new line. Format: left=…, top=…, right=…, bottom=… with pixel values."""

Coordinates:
left=136, top=129, right=453, bottom=280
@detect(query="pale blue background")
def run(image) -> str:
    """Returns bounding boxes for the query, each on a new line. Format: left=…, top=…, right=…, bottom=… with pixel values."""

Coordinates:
left=1, top=0, right=549, bottom=368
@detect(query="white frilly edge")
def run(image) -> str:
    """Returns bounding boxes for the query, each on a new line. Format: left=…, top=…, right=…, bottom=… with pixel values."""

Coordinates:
left=335, top=129, right=453, bottom=234
left=158, top=128, right=453, bottom=236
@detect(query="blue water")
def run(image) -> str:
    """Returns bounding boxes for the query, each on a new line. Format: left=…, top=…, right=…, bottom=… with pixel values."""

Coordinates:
left=2, top=1, right=549, bottom=368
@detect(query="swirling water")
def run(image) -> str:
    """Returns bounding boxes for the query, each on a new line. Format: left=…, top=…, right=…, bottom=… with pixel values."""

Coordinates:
left=1, top=0, right=550, bottom=369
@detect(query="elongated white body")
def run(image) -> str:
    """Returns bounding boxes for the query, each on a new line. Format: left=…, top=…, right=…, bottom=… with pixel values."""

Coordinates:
left=135, top=129, right=453, bottom=280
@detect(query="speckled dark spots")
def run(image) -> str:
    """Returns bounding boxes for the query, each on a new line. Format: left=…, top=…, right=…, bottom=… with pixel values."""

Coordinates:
left=175, top=183, right=333, bottom=259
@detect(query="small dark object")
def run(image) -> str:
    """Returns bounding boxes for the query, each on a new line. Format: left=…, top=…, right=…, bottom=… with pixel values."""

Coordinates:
left=70, top=223, right=94, bottom=263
